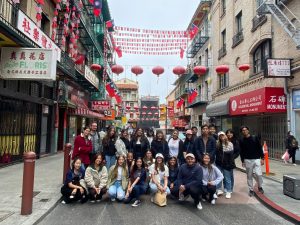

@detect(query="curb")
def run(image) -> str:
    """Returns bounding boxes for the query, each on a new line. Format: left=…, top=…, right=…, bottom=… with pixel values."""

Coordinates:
left=254, top=186, right=300, bottom=225
left=236, top=166, right=300, bottom=224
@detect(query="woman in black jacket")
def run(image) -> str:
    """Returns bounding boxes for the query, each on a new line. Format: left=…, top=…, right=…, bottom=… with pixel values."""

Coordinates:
left=285, top=131, right=299, bottom=165
left=102, top=126, right=117, bottom=169
left=130, top=127, right=150, bottom=159
left=183, top=129, right=195, bottom=159
left=215, top=131, right=239, bottom=199
left=151, top=130, right=169, bottom=160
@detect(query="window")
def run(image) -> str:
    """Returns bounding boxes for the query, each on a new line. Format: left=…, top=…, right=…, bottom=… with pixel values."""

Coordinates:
left=132, top=93, right=136, bottom=100
left=219, top=73, right=229, bottom=89
left=199, top=56, right=202, bottom=65
left=205, top=81, right=209, bottom=100
left=221, top=0, right=226, bottom=15
left=205, top=49, right=209, bottom=67
left=130, top=102, right=134, bottom=108
left=253, top=40, right=271, bottom=74
left=236, top=11, right=242, bottom=33
left=40, top=13, right=50, bottom=36
left=221, top=29, right=226, bottom=47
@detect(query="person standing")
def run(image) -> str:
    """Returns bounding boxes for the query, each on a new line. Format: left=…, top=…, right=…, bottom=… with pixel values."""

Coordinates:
left=102, top=126, right=117, bottom=169
left=90, top=122, right=102, bottom=161
left=285, top=131, right=299, bottom=165
left=239, top=126, right=264, bottom=196
left=115, top=129, right=130, bottom=157
left=215, top=132, right=239, bottom=199
left=208, top=124, right=218, bottom=141
left=83, top=153, right=108, bottom=202
left=107, top=155, right=129, bottom=202
left=171, top=153, right=204, bottom=210
left=168, top=130, right=184, bottom=165
left=151, top=130, right=169, bottom=160
left=146, top=128, right=155, bottom=146
left=72, top=126, right=92, bottom=169
left=191, top=126, right=198, bottom=141
left=130, top=127, right=150, bottom=159
left=193, top=125, right=217, bottom=162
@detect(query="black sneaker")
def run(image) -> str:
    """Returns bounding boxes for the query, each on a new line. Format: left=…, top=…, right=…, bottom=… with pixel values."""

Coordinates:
left=131, top=200, right=141, bottom=207
left=249, top=190, right=254, bottom=197
left=258, top=187, right=264, bottom=194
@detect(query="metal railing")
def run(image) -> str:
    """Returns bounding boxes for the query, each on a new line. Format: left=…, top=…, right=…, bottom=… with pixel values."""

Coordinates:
left=0, top=0, right=17, bottom=27
left=251, top=15, right=268, bottom=32
left=218, top=44, right=227, bottom=59
left=58, top=51, right=76, bottom=79
left=232, top=30, right=244, bottom=48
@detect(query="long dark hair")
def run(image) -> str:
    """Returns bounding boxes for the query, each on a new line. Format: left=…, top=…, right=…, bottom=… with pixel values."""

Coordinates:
left=154, top=130, right=166, bottom=142
left=130, top=157, right=145, bottom=179
left=201, top=153, right=213, bottom=172
left=103, top=126, right=117, bottom=146
left=154, top=156, right=165, bottom=172
left=132, top=127, right=146, bottom=142
left=167, top=156, right=178, bottom=169
left=110, top=155, right=128, bottom=180
left=71, top=157, right=82, bottom=170
left=225, top=129, right=237, bottom=143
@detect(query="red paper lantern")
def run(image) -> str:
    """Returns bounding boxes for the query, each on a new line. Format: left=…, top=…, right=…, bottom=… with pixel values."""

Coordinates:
left=126, top=105, right=131, bottom=110
left=152, top=66, right=164, bottom=77
left=130, top=112, right=134, bottom=115
left=142, top=106, right=147, bottom=109
left=90, top=64, right=102, bottom=71
left=216, top=65, right=229, bottom=75
left=173, top=66, right=186, bottom=76
left=134, top=106, right=139, bottom=110
left=154, top=112, right=159, bottom=115
left=238, top=64, right=250, bottom=72
left=151, top=106, right=156, bottom=110
left=74, top=54, right=85, bottom=65
left=142, top=112, right=146, bottom=115
left=111, top=64, right=124, bottom=75
left=148, top=112, right=152, bottom=115
left=193, top=66, right=207, bottom=76
left=131, top=66, right=143, bottom=76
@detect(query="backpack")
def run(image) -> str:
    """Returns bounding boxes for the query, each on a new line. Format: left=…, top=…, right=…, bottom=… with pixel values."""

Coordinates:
left=291, top=138, right=298, bottom=149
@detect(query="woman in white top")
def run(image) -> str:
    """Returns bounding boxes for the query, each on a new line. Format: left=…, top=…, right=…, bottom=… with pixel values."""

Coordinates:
left=107, top=155, right=129, bottom=201
left=149, top=153, right=170, bottom=198
left=168, top=130, right=184, bottom=165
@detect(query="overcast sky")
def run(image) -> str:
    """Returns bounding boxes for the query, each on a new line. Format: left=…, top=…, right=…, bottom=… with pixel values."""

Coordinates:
left=108, top=0, right=199, bottom=103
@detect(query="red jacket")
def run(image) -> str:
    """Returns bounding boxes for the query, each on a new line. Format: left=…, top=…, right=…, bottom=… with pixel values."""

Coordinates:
left=72, top=134, right=92, bottom=165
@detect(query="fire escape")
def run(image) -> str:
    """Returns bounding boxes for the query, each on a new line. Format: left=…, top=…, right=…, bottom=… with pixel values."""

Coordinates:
left=257, top=0, right=300, bottom=49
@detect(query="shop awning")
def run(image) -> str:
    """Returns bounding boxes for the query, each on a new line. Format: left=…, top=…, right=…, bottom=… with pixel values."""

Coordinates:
left=58, top=99, right=77, bottom=109
left=68, top=108, right=104, bottom=119
left=206, top=100, right=229, bottom=117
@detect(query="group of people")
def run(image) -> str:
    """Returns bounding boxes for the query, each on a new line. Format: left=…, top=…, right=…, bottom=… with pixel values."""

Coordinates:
left=61, top=122, right=267, bottom=209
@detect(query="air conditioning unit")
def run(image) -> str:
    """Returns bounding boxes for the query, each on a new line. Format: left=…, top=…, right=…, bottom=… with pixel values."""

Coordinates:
left=283, top=174, right=300, bottom=200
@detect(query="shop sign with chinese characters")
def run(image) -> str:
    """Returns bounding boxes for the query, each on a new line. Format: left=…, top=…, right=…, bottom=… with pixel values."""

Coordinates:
left=265, top=59, right=291, bottom=78
left=84, top=66, right=99, bottom=89
left=168, top=101, right=175, bottom=118
left=17, top=10, right=61, bottom=62
left=230, top=87, right=287, bottom=115
left=91, top=101, right=111, bottom=112
left=0, top=48, right=57, bottom=80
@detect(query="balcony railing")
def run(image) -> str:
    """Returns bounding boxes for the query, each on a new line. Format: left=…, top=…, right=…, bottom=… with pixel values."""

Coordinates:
left=232, top=30, right=244, bottom=48
left=251, top=15, right=267, bottom=32
left=187, top=33, right=209, bottom=58
left=58, top=51, right=76, bottom=79
left=186, top=95, right=209, bottom=108
left=0, top=0, right=17, bottom=27
left=218, top=44, right=227, bottom=59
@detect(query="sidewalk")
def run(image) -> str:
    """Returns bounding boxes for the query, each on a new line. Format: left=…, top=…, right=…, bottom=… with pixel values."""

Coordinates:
left=0, top=153, right=64, bottom=225
left=236, top=158, right=300, bottom=224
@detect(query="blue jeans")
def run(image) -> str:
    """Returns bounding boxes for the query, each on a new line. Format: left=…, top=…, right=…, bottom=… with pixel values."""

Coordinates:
left=149, top=181, right=170, bottom=195
left=105, top=155, right=116, bottom=169
left=217, top=167, right=234, bottom=193
left=108, top=180, right=125, bottom=200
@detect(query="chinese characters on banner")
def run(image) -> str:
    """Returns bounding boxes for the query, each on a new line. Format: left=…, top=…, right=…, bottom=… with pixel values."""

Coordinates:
left=229, top=87, right=287, bottom=115
left=266, top=59, right=291, bottom=77
left=84, top=66, right=99, bottom=89
left=91, top=101, right=111, bottom=112
left=17, top=10, right=61, bottom=62
left=0, top=48, right=57, bottom=80
left=168, top=101, right=175, bottom=118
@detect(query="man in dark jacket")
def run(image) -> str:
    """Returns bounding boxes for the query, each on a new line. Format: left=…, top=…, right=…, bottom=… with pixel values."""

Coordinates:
left=171, top=153, right=204, bottom=210
left=193, top=124, right=217, bottom=162
left=239, top=126, right=264, bottom=197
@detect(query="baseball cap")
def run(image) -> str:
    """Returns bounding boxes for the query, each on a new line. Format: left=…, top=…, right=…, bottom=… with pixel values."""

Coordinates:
left=155, top=153, right=164, bottom=159
left=218, top=131, right=226, bottom=137
left=186, top=129, right=192, bottom=135
left=185, top=153, right=195, bottom=159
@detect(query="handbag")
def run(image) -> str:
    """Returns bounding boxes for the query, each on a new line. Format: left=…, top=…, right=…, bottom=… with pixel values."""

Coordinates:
left=281, top=150, right=290, bottom=161
left=153, top=191, right=167, bottom=207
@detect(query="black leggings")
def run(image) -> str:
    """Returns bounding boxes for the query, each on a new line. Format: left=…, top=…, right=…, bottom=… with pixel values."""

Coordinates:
left=202, top=185, right=216, bottom=202
left=88, top=187, right=107, bottom=200
left=288, top=149, right=296, bottom=164
left=171, top=184, right=203, bottom=205
left=61, top=185, right=87, bottom=203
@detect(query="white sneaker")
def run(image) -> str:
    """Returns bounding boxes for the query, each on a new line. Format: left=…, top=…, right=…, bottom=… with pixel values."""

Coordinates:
left=96, top=199, right=101, bottom=202
left=151, top=197, right=154, bottom=203
left=225, top=192, right=231, bottom=199
left=211, top=199, right=216, bottom=205
left=179, top=193, right=185, bottom=201
left=217, top=190, right=224, bottom=196
left=293, top=164, right=297, bottom=166
left=111, top=198, right=116, bottom=202
left=90, top=200, right=95, bottom=203
left=131, top=200, right=141, bottom=207
left=213, top=193, right=218, bottom=199
left=197, top=202, right=203, bottom=210
left=61, top=200, right=66, bottom=204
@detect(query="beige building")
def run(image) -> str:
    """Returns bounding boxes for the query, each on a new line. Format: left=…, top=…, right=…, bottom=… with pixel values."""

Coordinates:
left=203, top=0, right=300, bottom=160
left=115, top=78, right=139, bottom=127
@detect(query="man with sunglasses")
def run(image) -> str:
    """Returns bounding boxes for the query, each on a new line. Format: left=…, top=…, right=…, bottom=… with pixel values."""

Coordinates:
left=239, top=126, right=264, bottom=197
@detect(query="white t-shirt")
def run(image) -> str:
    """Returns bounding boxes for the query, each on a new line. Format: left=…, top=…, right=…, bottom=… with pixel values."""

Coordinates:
left=168, top=138, right=180, bottom=157
left=149, top=164, right=169, bottom=183
left=117, top=166, right=122, bottom=180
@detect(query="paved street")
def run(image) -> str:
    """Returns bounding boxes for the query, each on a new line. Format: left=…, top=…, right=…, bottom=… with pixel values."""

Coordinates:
left=39, top=171, right=292, bottom=225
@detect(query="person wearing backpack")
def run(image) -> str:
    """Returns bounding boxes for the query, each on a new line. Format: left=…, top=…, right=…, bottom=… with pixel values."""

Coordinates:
left=239, top=126, right=264, bottom=197
left=285, top=131, right=299, bottom=165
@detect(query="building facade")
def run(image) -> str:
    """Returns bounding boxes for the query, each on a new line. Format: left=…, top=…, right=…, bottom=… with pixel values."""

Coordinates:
left=0, top=0, right=116, bottom=165
left=139, top=96, right=160, bottom=129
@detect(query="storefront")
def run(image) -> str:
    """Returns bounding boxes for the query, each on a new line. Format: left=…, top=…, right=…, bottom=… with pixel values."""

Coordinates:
left=228, top=87, right=287, bottom=160
left=206, top=100, right=230, bottom=131
left=291, top=89, right=300, bottom=161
